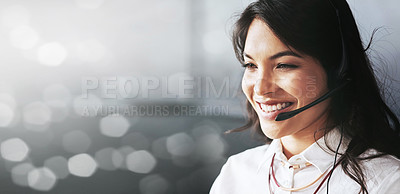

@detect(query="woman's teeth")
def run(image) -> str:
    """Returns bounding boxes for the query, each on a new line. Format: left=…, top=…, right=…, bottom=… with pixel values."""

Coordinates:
left=260, top=102, right=292, bottom=113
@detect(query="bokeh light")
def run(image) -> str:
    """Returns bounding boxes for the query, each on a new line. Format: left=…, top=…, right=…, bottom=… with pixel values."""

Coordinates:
left=0, top=93, right=17, bottom=127
left=1, top=138, right=30, bottom=162
left=115, top=146, right=135, bottom=170
left=195, top=133, right=226, bottom=164
left=95, top=147, right=119, bottom=171
left=44, top=156, right=70, bottom=179
left=191, top=120, right=222, bottom=138
left=37, top=42, right=68, bottom=66
left=27, top=167, right=57, bottom=191
left=166, top=132, right=195, bottom=156
left=151, top=137, right=171, bottom=160
left=45, top=100, right=69, bottom=123
left=99, top=114, right=130, bottom=137
left=0, top=102, right=15, bottom=127
left=111, top=148, right=124, bottom=169
left=139, top=174, right=170, bottom=194
left=22, top=101, right=52, bottom=132
left=68, top=153, right=98, bottom=177
left=0, top=92, right=17, bottom=109
left=9, top=25, right=39, bottom=50
left=43, top=84, right=71, bottom=122
left=62, top=130, right=92, bottom=153
left=126, top=150, right=157, bottom=174
left=11, top=162, right=35, bottom=187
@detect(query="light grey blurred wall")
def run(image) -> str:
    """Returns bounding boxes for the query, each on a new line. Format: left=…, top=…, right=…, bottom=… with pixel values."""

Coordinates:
left=0, top=0, right=398, bottom=193
left=0, top=0, right=398, bottom=107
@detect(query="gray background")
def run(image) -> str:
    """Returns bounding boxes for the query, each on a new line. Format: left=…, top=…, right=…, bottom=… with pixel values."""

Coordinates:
left=0, top=0, right=399, bottom=193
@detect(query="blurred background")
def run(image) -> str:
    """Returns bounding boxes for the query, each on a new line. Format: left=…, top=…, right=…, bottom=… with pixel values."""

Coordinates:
left=0, top=0, right=399, bottom=193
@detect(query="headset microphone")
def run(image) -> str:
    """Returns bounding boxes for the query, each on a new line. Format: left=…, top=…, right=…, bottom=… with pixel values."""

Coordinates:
left=275, top=1, right=350, bottom=122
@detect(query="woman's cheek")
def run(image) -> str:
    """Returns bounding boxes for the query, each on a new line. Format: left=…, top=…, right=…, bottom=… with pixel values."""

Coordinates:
left=301, top=73, right=328, bottom=102
left=278, top=75, right=304, bottom=99
left=241, top=74, right=254, bottom=98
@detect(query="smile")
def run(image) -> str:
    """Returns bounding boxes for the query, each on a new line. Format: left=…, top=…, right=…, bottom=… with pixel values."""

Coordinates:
left=255, top=101, right=294, bottom=120
left=258, top=102, right=293, bottom=113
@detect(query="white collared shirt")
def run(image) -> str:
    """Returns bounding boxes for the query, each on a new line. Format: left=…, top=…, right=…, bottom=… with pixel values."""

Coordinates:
left=210, top=129, right=400, bottom=194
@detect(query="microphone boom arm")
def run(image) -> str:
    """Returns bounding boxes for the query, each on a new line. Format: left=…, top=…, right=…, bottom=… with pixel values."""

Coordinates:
left=275, top=80, right=349, bottom=121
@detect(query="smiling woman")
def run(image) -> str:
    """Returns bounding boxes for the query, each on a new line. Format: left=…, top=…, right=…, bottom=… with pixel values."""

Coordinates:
left=242, top=19, right=330, bottom=149
left=210, top=0, right=400, bottom=194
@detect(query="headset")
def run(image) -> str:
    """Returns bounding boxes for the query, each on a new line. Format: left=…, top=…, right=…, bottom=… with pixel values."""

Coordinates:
left=325, top=1, right=347, bottom=193
left=273, top=0, right=351, bottom=193
left=274, top=0, right=351, bottom=121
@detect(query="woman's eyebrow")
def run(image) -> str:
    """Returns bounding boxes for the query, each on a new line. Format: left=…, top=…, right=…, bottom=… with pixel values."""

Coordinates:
left=243, top=50, right=303, bottom=60
left=269, top=50, right=303, bottom=60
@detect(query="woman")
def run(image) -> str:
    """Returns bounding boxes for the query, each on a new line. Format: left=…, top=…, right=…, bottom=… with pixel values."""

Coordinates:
left=210, top=0, right=400, bottom=193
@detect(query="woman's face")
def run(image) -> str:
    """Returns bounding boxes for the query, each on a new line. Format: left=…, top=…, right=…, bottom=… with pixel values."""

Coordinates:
left=242, top=19, right=331, bottom=139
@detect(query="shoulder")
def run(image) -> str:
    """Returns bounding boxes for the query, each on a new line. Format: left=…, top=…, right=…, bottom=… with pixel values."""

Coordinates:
left=210, top=144, right=271, bottom=194
left=224, top=144, right=270, bottom=168
left=217, top=143, right=271, bottom=178
left=360, top=149, right=400, bottom=172
left=220, top=144, right=271, bottom=177
left=360, top=150, right=400, bottom=193
left=228, top=144, right=270, bottom=161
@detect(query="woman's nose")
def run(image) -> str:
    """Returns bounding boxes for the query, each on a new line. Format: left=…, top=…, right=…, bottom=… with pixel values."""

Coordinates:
left=254, top=76, right=278, bottom=96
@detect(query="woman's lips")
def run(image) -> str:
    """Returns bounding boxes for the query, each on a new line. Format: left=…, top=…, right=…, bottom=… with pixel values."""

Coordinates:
left=256, top=102, right=294, bottom=121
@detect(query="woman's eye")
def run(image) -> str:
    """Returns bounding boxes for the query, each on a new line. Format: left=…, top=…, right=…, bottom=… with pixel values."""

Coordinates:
left=242, top=63, right=257, bottom=69
left=276, top=63, right=298, bottom=69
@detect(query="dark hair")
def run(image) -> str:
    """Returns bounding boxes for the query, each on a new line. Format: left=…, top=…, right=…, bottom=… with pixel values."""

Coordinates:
left=230, top=0, right=400, bottom=193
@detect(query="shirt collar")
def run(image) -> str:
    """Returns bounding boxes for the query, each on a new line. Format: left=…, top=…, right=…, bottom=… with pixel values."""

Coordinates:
left=256, top=139, right=280, bottom=173
left=256, top=127, right=350, bottom=174
left=302, top=128, right=349, bottom=173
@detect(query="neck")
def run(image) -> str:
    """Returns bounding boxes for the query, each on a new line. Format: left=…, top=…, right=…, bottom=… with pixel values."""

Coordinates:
left=280, top=129, right=324, bottom=159
left=280, top=115, right=329, bottom=159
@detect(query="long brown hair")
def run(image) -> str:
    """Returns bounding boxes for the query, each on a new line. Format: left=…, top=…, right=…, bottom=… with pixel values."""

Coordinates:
left=229, top=0, right=400, bottom=193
